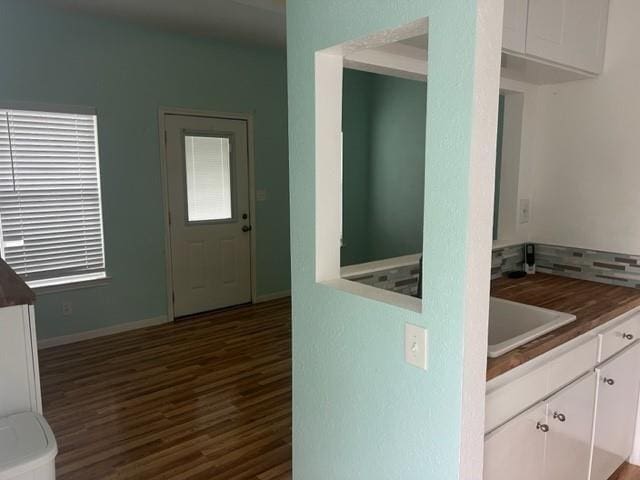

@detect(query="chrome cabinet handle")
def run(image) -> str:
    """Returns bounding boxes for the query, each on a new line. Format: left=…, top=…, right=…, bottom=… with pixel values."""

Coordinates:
left=603, top=377, right=615, bottom=386
left=536, top=422, right=549, bottom=433
left=623, top=333, right=634, bottom=340
left=553, top=412, right=566, bottom=422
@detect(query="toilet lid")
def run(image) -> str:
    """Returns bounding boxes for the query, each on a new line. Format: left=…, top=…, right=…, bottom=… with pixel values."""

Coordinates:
left=0, top=412, right=57, bottom=479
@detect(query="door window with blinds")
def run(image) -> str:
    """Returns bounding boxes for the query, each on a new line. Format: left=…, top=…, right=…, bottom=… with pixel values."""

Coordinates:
left=0, top=107, right=106, bottom=287
left=184, top=133, right=233, bottom=222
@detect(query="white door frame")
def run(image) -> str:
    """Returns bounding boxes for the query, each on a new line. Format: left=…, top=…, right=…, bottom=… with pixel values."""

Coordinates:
left=158, top=107, right=257, bottom=321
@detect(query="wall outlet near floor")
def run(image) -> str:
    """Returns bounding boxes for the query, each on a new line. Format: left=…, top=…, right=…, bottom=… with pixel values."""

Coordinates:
left=519, top=198, right=531, bottom=224
left=62, top=302, right=73, bottom=316
left=405, top=323, right=428, bottom=370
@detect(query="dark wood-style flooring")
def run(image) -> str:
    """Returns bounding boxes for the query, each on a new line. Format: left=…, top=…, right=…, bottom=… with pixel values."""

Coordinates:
left=38, top=296, right=638, bottom=480
left=611, top=463, right=640, bottom=480
left=39, top=298, right=292, bottom=480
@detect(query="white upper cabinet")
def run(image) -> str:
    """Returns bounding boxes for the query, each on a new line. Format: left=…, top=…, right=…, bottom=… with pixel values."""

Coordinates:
left=525, top=0, right=609, bottom=73
left=503, top=0, right=528, bottom=54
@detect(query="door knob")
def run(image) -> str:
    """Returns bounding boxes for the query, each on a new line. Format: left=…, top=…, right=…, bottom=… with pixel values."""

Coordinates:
left=553, top=412, right=566, bottom=422
left=242, top=225, right=252, bottom=233
left=536, top=422, right=549, bottom=433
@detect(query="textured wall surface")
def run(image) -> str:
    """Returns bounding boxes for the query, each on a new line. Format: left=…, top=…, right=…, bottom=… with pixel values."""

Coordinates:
left=341, top=70, right=426, bottom=265
left=287, top=0, right=501, bottom=477
left=0, top=0, right=290, bottom=338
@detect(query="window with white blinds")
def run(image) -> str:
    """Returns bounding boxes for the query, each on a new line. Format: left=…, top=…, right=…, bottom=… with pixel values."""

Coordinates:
left=0, top=107, right=106, bottom=287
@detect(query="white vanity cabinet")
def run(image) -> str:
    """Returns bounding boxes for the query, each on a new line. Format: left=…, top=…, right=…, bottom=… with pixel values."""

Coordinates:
left=484, top=372, right=597, bottom=480
left=591, top=342, right=640, bottom=480
left=0, top=304, right=42, bottom=417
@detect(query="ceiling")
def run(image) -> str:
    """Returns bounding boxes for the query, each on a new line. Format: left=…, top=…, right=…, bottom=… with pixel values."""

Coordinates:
left=32, top=0, right=286, bottom=47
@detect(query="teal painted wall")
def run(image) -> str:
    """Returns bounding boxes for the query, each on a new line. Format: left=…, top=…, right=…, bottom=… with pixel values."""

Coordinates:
left=342, top=70, right=426, bottom=266
left=341, top=69, right=373, bottom=265
left=288, top=0, right=484, bottom=478
left=369, top=73, right=426, bottom=261
left=0, top=0, right=290, bottom=339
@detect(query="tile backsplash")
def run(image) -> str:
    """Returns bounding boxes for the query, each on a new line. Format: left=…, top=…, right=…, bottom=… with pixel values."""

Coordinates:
left=344, top=263, right=420, bottom=296
left=535, top=244, right=640, bottom=288
left=346, top=243, right=640, bottom=294
left=491, top=244, right=525, bottom=280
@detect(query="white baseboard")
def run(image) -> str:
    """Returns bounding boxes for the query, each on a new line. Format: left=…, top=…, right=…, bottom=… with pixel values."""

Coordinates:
left=38, top=315, right=169, bottom=350
left=254, top=290, right=291, bottom=303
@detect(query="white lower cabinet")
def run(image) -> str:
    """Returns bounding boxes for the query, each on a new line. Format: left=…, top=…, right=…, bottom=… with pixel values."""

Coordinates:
left=485, top=314, right=640, bottom=480
left=544, top=372, right=597, bottom=480
left=484, top=373, right=597, bottom=480
left=0, top=304, right=42, bottom=417
left=591, top=342, right=640, bottom=480
left=484, top=402, right=547, bottom=480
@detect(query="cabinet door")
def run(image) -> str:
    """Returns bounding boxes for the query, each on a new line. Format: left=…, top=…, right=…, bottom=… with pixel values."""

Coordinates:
left=591, top=342, right=640, bottom=480
left=503, top=0, right=528, bottom=54
left=526, top=0, right=568, bottom=64
left=563, top=0, right=609, bottom=73
left=484, top=402, right=547, bottom=480
left=526, top=0, right=609, bottom=73
left=0, top=305, right=36, bottom=417
left=544, top=372, right=597, bottom=480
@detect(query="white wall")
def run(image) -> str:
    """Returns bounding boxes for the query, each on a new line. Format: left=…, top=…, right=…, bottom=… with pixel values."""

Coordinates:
left=496, top=77, right=540, bottom=248
left=529, top=0, right=640, bottom=254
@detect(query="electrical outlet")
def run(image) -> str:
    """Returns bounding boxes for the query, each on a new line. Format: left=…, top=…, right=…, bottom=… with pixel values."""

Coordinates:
left=519, top=198, right=530, bottom=224
left=405, top=323, right=428, bottom=370
left=62, top=302, right=73, bottom=316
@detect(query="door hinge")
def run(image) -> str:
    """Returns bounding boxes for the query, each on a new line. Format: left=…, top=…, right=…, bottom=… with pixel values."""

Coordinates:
left=168, top=210, right=171, bottom=225
left=164, top=130, right=167, bottom=145
left=172, top=291, right=175, bottom=304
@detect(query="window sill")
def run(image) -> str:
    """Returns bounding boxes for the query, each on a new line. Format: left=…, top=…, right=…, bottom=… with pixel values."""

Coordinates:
left=31, top=275, right=111, bottom=296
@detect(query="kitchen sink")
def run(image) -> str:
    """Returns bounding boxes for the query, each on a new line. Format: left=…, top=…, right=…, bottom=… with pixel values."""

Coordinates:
left=488, top=297, right=577, bottom=358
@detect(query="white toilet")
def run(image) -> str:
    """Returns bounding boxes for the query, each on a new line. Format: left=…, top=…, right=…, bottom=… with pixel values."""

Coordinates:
left=0, top=412, right=57, bottom=480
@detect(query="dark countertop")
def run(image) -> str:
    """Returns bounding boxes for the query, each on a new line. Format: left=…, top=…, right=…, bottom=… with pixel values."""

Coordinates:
left=0, top=258, right=35, bottom=307
left=487, top=273, right=640, bottom=381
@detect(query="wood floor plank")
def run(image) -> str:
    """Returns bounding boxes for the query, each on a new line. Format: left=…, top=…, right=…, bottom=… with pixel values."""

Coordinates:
left=610, top=463, right=640, bottom=480
left=39, top=298, right=292, bottom=480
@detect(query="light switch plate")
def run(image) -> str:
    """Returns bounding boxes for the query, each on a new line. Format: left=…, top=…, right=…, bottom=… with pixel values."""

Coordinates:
left=405, top=323, right=428, bottom=370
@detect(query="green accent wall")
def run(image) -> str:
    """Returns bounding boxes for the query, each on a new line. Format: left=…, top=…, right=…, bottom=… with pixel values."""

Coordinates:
left=0, top=0, right=290, bottom=339
left=341, top=69, right=373, bottom=265
left=341, top=70, right=426, bottom=265
left=288, top=0, right=485, bottom=478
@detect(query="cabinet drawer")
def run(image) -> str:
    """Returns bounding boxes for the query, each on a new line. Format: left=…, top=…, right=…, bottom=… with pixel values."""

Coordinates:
left=486, top=365, right=548, bottom=433
left=548, top=337, right=598, bottom=394
left=599, top=313, right=640, bottom=362
left=486, top=337, right=598, bottom=433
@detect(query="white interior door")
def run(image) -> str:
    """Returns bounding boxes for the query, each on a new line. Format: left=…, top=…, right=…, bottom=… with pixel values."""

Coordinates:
left=165, top=114, right=252, bottom=317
